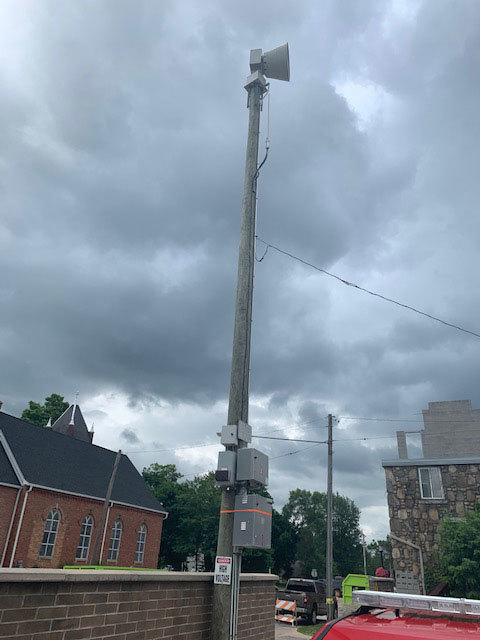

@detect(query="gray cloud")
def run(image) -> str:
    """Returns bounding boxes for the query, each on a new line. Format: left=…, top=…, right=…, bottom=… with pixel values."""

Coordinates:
left=2, top=0, right=480, bottom=538
left=121, top=428, right=141, bottom=445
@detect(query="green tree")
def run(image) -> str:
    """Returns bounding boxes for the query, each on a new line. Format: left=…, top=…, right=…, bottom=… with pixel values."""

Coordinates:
left=271, top=510, right=298, bottom=577
left=21, top=393, right=69, bottom=427
left=176, top=472, right=221, bottom=571
left=142, top=463, right=186, bottom=569
left=366, top=538, right=392, bottom=575
left=438, top=504, right=480, bottom=598
left=332, top=494, right=363, bottom=575
left=283, top=489, right=363, bottom=577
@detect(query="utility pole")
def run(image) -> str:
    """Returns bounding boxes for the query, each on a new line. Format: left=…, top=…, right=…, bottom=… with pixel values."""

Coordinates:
left=326, top=414, right=335, bottom=620
left=326, top=414, right=335, bottom=621
left=90, top=449, right=122, bottom=565
left=211, top=67, right=266, bottom=640
left=362, top=534, right=367, bottom=575
left=212, top=45, right=289, bottom=640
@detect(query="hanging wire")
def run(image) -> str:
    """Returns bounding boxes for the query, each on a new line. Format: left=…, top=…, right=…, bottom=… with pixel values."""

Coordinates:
left=254, top=86, right=271, bottom=263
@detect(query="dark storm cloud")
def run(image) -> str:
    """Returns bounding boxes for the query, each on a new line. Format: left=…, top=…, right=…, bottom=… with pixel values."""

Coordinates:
left=3, top=0, right=480, bottom=536
left=121, top=428, right=140, bottom=445
left=0, top=0, right=389, bottom=414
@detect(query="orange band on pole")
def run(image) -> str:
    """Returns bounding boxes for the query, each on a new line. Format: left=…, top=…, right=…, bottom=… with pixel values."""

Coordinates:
left=220, top=508, right=272, bottom=517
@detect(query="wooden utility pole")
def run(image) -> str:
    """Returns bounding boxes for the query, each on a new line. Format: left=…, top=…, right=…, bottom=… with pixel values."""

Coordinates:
left=326, top=414, right=335, bottom=621
left=90, top=449, right=122, bottom=565
left=212, top=73, right=265, bottom=640
left=212, top=44, right=290, bottom=640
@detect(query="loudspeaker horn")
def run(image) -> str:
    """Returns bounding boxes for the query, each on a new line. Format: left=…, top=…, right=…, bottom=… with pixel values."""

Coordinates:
left=262, top=43, right=290, bottom=82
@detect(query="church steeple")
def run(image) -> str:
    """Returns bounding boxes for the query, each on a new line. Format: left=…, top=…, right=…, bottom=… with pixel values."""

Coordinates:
left=51, top=397, right=92, bottom=443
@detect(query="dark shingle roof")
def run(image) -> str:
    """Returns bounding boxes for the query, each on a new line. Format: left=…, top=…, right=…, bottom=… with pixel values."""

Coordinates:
left=0, top=412, right=166, bottom=514
left=0, top=439, right=20, bottom=487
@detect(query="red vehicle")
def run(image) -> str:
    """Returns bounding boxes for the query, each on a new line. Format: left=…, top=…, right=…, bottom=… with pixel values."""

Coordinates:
left=312, top=590, right=480, bottom=639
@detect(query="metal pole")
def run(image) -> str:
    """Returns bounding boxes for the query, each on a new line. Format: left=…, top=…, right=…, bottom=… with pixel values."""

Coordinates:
left=326, top=414, right=335, bottom=621
left=389, top=534, right=426, bottom=595
left=212, top=75, right=265, bottom=640
left=362, top=535, right=367, bottom=575
left=90, top=450, right=122, bottom=565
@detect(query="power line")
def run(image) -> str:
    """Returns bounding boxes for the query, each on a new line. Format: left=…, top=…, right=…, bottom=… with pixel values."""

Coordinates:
left=255, top=236, right=480, bottom=340
left=256, top=422, right=329, bottom=435
left=271, top=443, right=323, bottom=460
left=253, top=434, right=327, bottom=444
left=339, top=416, right=424, bottom=423
left=126, top=424, right=480, bottom=455
left=340, top=416, right=480, bottom=424
left=253, top=416, right=329, bottom=434
left=335, top=435, right=408, bottom=443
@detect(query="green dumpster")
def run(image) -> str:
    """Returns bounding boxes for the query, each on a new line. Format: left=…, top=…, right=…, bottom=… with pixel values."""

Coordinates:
left=342, top=573, right=370, bottom=603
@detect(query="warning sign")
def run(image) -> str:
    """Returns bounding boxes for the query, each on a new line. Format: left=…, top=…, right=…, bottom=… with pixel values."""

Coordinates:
left=214, top=556, right=232, bottom=585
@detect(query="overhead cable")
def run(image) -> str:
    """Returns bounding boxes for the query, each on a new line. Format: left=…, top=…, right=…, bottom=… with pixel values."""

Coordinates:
left=255, top=236, right=480, bottom=340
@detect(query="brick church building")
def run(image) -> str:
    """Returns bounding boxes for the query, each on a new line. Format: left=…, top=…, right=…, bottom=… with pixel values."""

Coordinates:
left=0, top=403, right=167, bottom=569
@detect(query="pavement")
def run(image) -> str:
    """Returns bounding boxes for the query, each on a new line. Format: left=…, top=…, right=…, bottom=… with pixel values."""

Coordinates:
left=274, top=616, right=327, bottom=640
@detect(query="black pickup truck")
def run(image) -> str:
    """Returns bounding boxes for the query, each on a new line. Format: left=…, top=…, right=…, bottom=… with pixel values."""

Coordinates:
left=277, top=578, right=329, bottom=624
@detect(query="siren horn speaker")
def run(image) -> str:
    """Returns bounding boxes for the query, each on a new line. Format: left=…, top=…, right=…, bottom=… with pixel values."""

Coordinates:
left=262, top=43, right=290, bottom=81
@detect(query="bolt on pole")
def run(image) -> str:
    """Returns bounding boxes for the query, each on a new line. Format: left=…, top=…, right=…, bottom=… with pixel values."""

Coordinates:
left=326, top=414, right=335, bottom=621
left=212, top=74, right=266, bottom=640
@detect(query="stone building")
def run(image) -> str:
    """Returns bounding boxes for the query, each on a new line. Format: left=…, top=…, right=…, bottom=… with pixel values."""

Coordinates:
left=0, top=405, right=167, bottom=569
left=383, top=400, right=480, bottom=591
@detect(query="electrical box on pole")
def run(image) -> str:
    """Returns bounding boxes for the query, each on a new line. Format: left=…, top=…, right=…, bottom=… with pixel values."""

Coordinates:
left=236, top=448, right=268, bottom=486
left=215, top=451, right=237, bottom=487
left=232, top=494, right=272, bottom=548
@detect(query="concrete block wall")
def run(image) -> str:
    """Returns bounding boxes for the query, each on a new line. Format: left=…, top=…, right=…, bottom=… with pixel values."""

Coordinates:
left=0, top=569, right=277, bottom=640
left=422, top=400, right=480, bottom=458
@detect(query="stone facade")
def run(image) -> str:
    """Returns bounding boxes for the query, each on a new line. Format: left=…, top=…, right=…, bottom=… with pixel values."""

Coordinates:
left=384, top=461, right=480, bottom=587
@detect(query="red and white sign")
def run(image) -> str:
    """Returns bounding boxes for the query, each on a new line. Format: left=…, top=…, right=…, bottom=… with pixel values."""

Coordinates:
left=214, top=556, right=232, bottom=585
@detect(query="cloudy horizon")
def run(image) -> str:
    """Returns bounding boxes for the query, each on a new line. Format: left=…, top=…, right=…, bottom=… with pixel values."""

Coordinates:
left=3, top=0, right=480, bottom=540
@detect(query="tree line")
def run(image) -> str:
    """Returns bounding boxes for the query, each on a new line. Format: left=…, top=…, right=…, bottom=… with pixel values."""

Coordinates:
left=142, top=463, right=388, bottom=577
left=19, top=394, right=391, bottom=578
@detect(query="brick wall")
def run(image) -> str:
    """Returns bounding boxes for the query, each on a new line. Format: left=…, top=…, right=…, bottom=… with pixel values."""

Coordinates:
left=0, top=486, right=163, bottom=569
left=0, top=569, right=276, bottom=640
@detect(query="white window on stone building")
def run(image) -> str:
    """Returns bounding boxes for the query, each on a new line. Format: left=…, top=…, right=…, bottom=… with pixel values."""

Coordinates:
left=419, top=467, right=444, bottom=499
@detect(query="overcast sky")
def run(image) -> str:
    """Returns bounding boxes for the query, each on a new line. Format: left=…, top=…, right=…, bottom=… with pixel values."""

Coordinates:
left=2, top=0, right=480, bottom=540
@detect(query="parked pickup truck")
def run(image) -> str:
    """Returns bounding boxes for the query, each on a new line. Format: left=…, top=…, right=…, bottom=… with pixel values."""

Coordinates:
left=277, top=578, right=334, bottom=624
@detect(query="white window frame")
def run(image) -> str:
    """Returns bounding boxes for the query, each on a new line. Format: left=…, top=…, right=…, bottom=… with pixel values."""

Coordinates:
left=418, top=467, right=444, bottom=499
left=135, top=524, right=147, bottom=563
left=39, top=509, right=60, bottom=558
left=76, top=515, right=94, bottom=561
left=107, top=520, right=122, bottom=561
